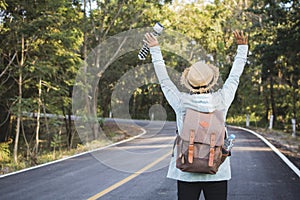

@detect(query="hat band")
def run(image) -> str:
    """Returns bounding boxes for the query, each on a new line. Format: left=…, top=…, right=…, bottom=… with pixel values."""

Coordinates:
left=188, top=81, right=210, bottom=94
left=187, top=76, right=215, bottom=90
left=187, top=80, right=208, bottom=90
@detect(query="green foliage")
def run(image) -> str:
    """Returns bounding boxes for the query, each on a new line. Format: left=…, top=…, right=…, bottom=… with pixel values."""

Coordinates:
left=227, top=112, right=265, bottom=128
left=0, top=139, right=12, bottom=162
left=51, top=133, right=62, bottom=151
left=0, top=0, right=6, bottom=9
left=246, top=0, right=300, bottom=127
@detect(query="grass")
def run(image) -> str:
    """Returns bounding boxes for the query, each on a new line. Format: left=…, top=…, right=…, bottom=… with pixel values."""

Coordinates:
left=0, top=121, right=143, bottom=175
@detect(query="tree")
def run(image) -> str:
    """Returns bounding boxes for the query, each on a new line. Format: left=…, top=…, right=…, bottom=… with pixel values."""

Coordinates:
left=248, top=0, right=299, bottom=128
left=74, top=0, right=170, bottom=141
left=0, top=0, right=83, bottom=163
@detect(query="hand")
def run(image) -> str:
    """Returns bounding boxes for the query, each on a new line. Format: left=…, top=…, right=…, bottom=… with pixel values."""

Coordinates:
left=233, top=30, right=248, bottom=45
left=143, top=33, right=159, bottom=47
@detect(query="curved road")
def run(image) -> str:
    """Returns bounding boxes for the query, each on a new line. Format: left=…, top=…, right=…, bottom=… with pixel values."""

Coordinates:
left=0, top=120, right=299, bottom=200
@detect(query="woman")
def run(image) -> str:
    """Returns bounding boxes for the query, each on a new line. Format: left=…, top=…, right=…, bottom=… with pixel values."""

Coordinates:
left=144, top=30, right=248, bottom=200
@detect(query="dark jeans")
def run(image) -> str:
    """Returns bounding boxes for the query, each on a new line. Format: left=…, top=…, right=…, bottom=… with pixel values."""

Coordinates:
left=177, top=180, right=228, bottom=200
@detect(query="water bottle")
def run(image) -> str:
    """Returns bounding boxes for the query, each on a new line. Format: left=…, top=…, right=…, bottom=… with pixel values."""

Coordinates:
left=138, top=22, right=164, bottom=60
left=224, top=134, right=236, bottom=151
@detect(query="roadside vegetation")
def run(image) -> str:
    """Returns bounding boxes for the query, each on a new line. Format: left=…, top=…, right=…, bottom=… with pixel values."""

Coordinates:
left=0, top=119, right=142, bottom=174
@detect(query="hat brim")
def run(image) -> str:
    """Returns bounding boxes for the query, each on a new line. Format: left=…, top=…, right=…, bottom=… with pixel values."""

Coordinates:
left=180, top=64, right=219, bottom=93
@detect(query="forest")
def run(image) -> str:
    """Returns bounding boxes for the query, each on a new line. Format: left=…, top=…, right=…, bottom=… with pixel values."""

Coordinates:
left=0, top=0, right=299, bottom=172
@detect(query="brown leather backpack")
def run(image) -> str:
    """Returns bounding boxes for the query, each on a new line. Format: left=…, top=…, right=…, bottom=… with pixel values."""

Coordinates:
left=175, top=109, right=229, bottom=174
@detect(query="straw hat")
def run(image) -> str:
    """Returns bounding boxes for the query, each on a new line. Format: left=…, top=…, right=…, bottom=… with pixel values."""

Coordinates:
left=180, top=62, right=219, bottom=93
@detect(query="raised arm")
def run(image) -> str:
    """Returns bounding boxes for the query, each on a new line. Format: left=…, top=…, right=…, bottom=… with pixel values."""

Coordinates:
left=221, top=30, right=249, bottom=108
left=144, top=33, right=182, bottom=111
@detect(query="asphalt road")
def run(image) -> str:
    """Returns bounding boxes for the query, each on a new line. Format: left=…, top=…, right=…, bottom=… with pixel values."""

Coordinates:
left=0, top=120, right=299, bottom=200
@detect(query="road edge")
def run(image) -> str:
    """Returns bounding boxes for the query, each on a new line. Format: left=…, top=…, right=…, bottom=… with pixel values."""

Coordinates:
left=0, top=126, right=147, bottom=179
left=229, top=125, right=300, bottom=178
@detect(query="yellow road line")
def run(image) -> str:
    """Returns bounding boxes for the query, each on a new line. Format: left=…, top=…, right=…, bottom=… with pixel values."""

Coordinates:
left=87, top=150, right=172, bottom=200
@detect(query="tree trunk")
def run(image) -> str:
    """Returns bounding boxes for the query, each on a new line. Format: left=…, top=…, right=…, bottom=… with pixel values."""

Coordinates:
left=0, top=105, right=10, bottom=142
left=67, top=108, right=73, bottom=149
left=269, top=75, right=277, bottom=124
left=14, top=34, right=25, bottom=164
left=292, top=85, right=297, bottom=120
left=92, top=86, right=99, bottom=140
left=264, top=84, right=270, bottom=125
left=34, top=79, right=42, bottom=155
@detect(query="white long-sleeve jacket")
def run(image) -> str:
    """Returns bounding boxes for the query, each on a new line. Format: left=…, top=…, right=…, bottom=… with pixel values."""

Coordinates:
left=149, top=45, right=248, bottom=182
